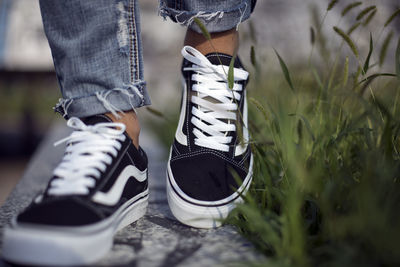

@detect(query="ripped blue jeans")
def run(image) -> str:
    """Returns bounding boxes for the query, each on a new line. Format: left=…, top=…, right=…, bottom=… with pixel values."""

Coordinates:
left=39, top=0, right=257, bottom=118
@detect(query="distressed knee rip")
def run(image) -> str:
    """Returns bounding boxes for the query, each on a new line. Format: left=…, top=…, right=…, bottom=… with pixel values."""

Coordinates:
left=54, top=83, right=145, bottom=119
left=116, top=1, right=129, bottom=55
left=158, top=1, right=248, bottom=31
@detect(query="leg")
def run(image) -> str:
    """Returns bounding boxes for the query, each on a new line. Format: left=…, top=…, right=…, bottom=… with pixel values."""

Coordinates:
left=184, top=28, right=239, bottom=56
left=160, top=0, right=257, bottom=55
left=40, top=0, right=150, bottom=147
left=160, top=0, right=257, bottom=228
left=2, top=1, right=150, bottom=265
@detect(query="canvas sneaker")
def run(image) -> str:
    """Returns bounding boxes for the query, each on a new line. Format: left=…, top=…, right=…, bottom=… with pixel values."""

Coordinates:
left=2, top=115, right=149, bottom=266
left=167, top=46, right=253, bottom=229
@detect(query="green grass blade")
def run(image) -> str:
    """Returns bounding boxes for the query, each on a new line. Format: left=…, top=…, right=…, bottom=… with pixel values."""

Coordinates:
left=356, top=5, right=376, bottom=21
left=312, top=68, right=324, bottom=91
left=358, top=73, right=397, bottom=94
left=297, top=119, right=303, bottom=142
left=342, top=56, right=349, bottom=87
left=358, top=73, right=397, bottom=84
left=289, top=114, right=316, bottom=141
left=363, top=33, right=373, bottom=74
left=333, top=26, right=359, bottom=58
left=312, top=67, right=324, bottom=113
left=379, top=31, right=393, bottom=67
left=341, top=2, right=362, bottom=16
left=193, top=18, right=211, bottom=41
left=249, top=97, right=269, bottom=122
left=327, top=57, right=339, bottom=91
left=396, top=36, right=400, bottom=80
left=250, top=46, right=257, bottom=67
left=347, top=22, right=362, bottom=35
left=274, top=49, right=295, bottom=92
left=327, top=0, right=338, bottom=11
left=353, top=65, right=362, bottom=90
left=228, top=56, right=235, bottom=89
left=363, top=9, right=376, bottom=26
left=384, top=8, right=400, bottom=27
left=310, top=27, right=315, bottom=45
left=146, top=107, right=166, bottom=119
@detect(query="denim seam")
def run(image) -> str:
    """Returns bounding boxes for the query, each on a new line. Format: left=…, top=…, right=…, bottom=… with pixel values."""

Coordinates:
left=126, top=0, right=145, bottom=109
left=132, top=1, right=139, bottom=82
left=128, top=0, right=135, bottom=83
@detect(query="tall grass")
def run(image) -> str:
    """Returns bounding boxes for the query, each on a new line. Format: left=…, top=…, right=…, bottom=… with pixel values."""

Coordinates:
left=147, top=2, right=400, bottom=266
left=226, top=2, right=400, bottom=266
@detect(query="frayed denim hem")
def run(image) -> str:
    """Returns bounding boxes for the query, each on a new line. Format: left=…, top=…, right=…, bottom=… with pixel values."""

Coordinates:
left=158, top=0, right=253, bottom=33
left=54, top=81, right=151, bottom=119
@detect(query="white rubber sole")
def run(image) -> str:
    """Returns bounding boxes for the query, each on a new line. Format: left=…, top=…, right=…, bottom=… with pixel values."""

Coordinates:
left=2, top=191, right=148, bottom=266
left=167, top=154, right=253, bottom=229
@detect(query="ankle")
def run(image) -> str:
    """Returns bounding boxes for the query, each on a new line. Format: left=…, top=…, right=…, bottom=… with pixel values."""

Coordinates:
left=105, top=111, right=140, bottom=149
left=184, top=28, right=239, bottom=56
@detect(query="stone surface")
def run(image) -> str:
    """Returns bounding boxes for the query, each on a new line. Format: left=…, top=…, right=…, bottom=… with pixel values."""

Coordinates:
left=0, top=120, right=263, bottom=266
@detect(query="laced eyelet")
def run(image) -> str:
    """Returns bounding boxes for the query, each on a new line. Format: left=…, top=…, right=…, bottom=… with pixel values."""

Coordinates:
left=48, top=118, right=126, bottom=196
left=181, top=46, right=249, bottom=152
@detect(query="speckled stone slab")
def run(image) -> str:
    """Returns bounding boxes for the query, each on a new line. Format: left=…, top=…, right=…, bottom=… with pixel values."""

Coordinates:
left=0, top=120, right=263, bottom=267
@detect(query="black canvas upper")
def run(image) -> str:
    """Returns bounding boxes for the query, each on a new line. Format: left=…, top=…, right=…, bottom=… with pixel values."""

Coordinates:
left=169, top=53, right=251, bottom=203
left=17, top=115, right=148, bottom=226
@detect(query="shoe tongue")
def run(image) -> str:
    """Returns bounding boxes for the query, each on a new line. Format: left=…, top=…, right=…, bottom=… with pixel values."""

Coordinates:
left=205, top=52, right=242, bottom=68
left=82, top=114, right=112, bottom=125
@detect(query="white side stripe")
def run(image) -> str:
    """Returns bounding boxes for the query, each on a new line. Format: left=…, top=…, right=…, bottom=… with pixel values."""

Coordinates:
left=92, top=165, right=147, bottom=206
left=235, top=91, right=249, bottom=156
left=175, top=77, right=188, bottom=146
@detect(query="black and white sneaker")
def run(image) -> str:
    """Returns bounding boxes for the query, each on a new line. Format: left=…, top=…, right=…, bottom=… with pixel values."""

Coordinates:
left=2, top=115, right=148, bottom=266
left=167, top=46, right=253, bottom=229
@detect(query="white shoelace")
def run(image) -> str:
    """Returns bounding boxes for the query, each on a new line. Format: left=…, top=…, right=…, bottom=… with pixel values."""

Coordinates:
left=182, top=46, right=249, bottom=152
left=47, top=117, right=126, bottom=196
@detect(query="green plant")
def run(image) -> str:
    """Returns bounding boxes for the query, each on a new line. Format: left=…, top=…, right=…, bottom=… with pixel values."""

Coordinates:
left=148, top=2, right=400, bottom=266
left=226, top=2, right=400, bottom=266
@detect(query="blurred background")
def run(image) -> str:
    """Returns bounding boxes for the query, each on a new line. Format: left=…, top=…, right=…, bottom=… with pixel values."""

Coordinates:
left=0, top=0, right=398, bottom=206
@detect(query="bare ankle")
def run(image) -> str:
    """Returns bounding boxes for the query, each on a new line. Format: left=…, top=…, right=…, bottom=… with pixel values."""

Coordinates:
left=184, top=28, right=239, bottom=56
left=105, top=111, right=140, bottom=149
